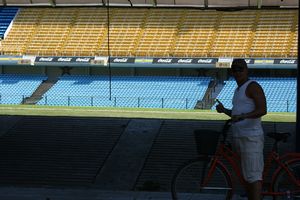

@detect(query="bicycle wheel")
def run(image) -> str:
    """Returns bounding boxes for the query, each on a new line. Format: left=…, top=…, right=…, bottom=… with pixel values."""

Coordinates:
left=273, top=160, right=300, bottom=200
left=171, top=158, right=233, bottom=200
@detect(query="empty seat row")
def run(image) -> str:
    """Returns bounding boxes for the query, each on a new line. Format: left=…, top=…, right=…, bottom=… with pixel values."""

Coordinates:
left=0, top=74, right=47, bottom=105
left=213, top=77, right=296, bottom=112
left=37, top=75, right=211, bottom=109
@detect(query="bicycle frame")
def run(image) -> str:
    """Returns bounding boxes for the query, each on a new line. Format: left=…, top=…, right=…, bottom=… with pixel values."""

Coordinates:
left=202, top=141, right=300, bottom=197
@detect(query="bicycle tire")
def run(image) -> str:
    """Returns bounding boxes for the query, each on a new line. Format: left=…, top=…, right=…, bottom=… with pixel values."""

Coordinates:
left=171, top=158, right=233, bottom=200
left=273, top=159, right=300, bottom=200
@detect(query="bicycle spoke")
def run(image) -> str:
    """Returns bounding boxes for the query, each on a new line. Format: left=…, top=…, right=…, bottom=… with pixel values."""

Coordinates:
left=171, top=159, right=233, bottom=200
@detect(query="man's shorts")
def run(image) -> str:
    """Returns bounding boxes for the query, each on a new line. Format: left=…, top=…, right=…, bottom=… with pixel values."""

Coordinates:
left=233, top=135, right=264, bottom=183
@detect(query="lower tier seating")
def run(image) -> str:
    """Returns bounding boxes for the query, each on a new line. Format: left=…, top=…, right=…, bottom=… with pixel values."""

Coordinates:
left=0, top=74, right=47, bottom=104
left=37, top=75, right=212, bottom=109
left=213, top=77, right=296, bottom=112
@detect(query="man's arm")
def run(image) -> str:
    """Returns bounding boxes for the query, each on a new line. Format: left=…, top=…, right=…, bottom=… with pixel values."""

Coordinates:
left=216, top=99, right=232, bottom=117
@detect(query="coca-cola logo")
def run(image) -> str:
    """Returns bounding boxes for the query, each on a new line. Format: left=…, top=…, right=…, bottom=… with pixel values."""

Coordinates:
left=39, top=57, right=53, bottom=62
left=113, top=58, right=128, bottom=63
left=177, top=59, right=193, bottom=64
left=76, top=57, right=91, bottom=62
left=279, top=59, right=296, bottom=64
left=274, top=59, right=297, bottom=64
left=57, top=57, right=72, bottom=62
left=157, top=59, right=172, bottom=63
left=197, top=59, right=213, bottom=64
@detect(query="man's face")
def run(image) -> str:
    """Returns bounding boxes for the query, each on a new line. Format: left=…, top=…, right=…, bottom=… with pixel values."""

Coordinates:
left=231, top=65, right=248, bottom=83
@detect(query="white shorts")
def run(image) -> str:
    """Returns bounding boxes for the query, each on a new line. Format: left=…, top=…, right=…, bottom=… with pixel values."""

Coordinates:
left=233, top=135, right=264, bottom=183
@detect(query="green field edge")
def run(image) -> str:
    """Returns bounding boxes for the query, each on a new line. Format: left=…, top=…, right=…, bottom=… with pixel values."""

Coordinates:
left=0, top=104, right=296, bottom=122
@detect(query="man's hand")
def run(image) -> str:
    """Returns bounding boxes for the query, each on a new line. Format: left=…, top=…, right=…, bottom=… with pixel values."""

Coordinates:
left=216, top=99, right=225, bottom=113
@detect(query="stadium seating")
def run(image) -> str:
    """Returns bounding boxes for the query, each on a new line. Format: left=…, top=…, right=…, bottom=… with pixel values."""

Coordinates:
left=37, top=75, right=211, bottom=109
left=209, top=10, right=257, bottom=57
left=99, top=8, right=148, bottom=57
left=61, top=7, right=108, bottom=56
left=249, top=10, right=296, bottom=57
left=289, top=22, right=298, bottom=57
left=134, top=9, right=182, bottom=57
left=0, top=7, right=18, bottom=39
left=26, top=8, right=77, bottom=56
left=0, top=74, right=47, bottom=104
left=1, top=8, right=42, bottom=55
left=173, top=10, right=218, bottom=57
left=213, top=77, right=296, bottom=112
left=1, top=8, right=297, bottom=58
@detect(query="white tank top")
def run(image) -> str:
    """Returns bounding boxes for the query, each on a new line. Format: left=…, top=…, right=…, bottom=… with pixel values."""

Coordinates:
left=231, top=80, right=264, bottom=137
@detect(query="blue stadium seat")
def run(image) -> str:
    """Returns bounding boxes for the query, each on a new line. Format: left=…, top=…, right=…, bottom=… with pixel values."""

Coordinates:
left=0, top=7, right=19, bottom=38
left=212, top=77, right=296, bottom=112
left=37, top=75, right=212, bottom=109
left=0, top=74, right=47, bottom=105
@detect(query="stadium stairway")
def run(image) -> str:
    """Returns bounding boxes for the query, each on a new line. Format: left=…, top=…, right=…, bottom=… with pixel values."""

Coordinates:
left=210, top=81, right=225, bottom=99
left=194, top=79, right=220, bottom=109
left=22, top=78, right=58, bottom=105
left=94, top=119, right=162, bottom=190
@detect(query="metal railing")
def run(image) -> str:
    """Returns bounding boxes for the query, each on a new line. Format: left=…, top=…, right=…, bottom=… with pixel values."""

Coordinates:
left=0, top=94, right=296, bottom=112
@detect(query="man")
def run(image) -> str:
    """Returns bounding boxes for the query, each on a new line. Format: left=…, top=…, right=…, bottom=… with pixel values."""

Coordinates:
left=216, top=59, right=267, bottom=200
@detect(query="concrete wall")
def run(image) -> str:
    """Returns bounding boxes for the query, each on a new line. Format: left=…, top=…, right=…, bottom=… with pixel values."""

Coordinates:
left=2, top=65, right=45, bottom=74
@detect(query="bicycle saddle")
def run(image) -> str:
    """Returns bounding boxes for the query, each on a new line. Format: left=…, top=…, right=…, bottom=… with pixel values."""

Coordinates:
left=267, top=132, right=291, bottom=142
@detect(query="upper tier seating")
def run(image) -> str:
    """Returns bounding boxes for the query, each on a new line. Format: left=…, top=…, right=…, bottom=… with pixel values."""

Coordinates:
left=249, top=10, right=296, bottom=57
left=213, top=77, right=296, bottom=112
left=1, top=8, right=297, bottom=58
left=209, top=10, right=257, bottom=57
left=0, top=74, right=47, bottom=104
left=37, top=75, right=211, bottom=109
left=61, top=7, right=107, bottom=56
left=135, top=9, right=182, bottom=57
left=173, top=10, right=218, bottom=57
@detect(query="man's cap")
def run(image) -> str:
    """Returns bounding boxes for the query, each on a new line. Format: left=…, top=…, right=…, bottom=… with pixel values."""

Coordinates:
left=231, top=59, right=247, bottom=69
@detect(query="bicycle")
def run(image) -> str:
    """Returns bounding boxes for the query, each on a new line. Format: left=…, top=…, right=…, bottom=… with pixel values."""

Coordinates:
left=171, top=119, right=300, bottom=200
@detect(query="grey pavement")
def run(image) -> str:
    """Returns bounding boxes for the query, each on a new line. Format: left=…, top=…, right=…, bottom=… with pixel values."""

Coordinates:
left=0, top=117, right=295, bottom=200
left=0, top=186, right=274, bottom=200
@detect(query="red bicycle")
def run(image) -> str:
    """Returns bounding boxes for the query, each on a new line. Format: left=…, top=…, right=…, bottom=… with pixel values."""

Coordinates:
left=171, top=119, right=300, bottom=200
